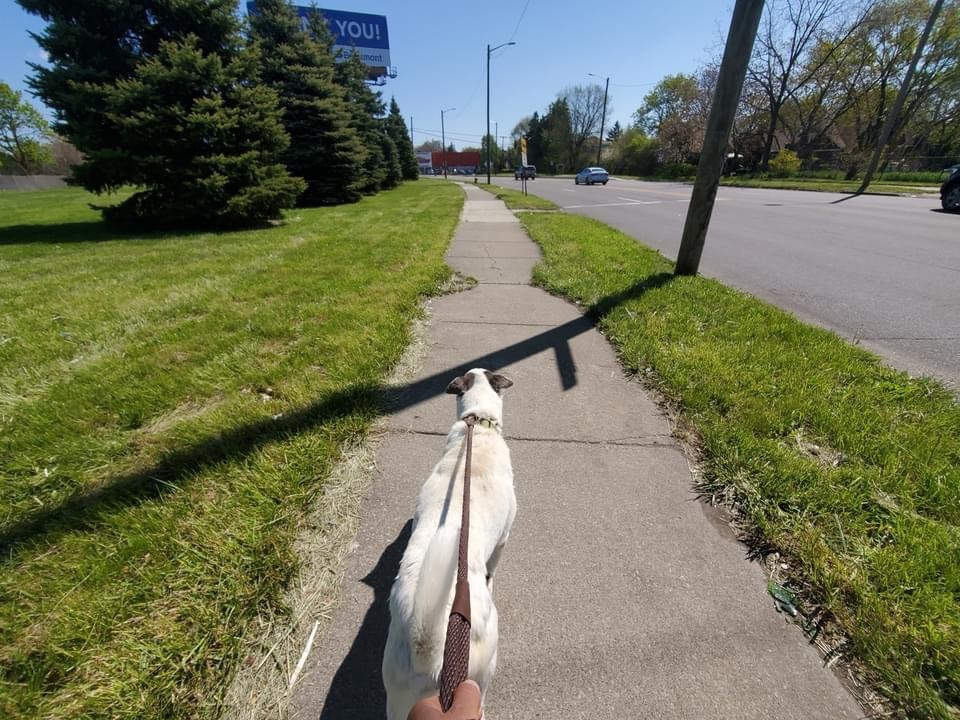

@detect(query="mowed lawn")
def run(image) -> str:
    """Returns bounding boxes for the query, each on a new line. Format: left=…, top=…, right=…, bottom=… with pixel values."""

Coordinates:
left=0, top=182, right=463, bottom=719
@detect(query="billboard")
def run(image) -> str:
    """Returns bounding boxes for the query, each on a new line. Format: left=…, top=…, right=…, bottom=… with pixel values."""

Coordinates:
left=246, top=3, right=392, bottom=78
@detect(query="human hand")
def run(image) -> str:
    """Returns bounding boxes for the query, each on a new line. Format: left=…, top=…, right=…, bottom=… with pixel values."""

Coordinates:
left=406, top=680, right=482, bottom=719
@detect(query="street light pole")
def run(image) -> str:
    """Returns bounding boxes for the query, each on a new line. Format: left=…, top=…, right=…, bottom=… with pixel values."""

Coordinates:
left=441, top=107, right=455, bottom=179
left=487, top=41, right=516, bottom=184
left=589, top=73, right=610, bottom=166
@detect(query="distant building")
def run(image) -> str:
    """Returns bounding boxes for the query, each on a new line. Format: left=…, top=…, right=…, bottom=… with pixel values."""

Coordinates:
left=420, top=150, right=481, bottom=175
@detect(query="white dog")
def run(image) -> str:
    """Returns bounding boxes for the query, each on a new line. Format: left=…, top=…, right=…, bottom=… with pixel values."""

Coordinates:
left=382, top=368, right=517, bottom=720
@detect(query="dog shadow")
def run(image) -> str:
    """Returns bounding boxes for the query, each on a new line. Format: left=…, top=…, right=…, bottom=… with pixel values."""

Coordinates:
left=317, top=519, right=412, bottom=720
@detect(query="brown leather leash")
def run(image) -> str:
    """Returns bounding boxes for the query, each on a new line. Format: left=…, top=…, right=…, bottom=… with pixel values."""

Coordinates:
left=437, top=414, right=476, bottom=711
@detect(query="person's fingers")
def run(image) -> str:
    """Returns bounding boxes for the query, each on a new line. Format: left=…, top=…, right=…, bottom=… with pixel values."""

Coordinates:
left=448, top=680, right=482, bottom=717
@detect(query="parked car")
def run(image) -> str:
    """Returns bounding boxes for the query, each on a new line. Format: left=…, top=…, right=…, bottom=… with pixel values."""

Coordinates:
left=574, top=167, right=609, bottom=185
left=941, top=165, right=960, bottom=212
left=514, top=165, right=536, bottom=180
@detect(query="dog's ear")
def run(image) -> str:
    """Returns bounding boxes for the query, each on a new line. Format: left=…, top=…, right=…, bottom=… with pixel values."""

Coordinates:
left=446, top=375, right=467, bottom=395
left=485, top=372, right=514, bottom=393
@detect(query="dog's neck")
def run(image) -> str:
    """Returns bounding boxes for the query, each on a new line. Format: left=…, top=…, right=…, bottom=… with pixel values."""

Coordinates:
left=461, top=413, right=502, bottom=434
left=457, top=390, right=503, bottom=434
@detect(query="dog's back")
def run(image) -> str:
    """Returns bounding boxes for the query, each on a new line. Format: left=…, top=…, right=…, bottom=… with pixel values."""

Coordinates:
left=382, top=370, right=516, bottom=720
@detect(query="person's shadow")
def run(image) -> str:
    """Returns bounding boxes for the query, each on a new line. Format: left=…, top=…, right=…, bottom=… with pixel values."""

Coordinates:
left=318, top=520, right=412, bottom=719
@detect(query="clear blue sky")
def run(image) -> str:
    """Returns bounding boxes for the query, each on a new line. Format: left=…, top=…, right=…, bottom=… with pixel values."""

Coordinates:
left=1, top=0, right=734, bottom=150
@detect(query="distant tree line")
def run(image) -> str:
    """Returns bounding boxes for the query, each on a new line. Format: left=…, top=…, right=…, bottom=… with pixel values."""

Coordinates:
left=611, top=0, right=959, bottom=178
left=507, top=84, right=610, bottom=174
left=12, top=0, right=418, bottom=228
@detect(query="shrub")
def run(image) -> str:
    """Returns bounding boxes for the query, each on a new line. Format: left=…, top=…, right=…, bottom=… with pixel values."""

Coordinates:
left=769, top=149, right=801, bottom=177
left=656, top=162, right=697, bottom=179
left=609, top=129, right=660, bottom=176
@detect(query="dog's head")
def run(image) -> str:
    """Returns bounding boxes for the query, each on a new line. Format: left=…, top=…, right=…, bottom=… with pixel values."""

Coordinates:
left=445, top=368, right=513, bottom=424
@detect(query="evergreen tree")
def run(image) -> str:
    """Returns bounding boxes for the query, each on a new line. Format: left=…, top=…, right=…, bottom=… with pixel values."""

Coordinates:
left=100, top=37, right=304, bottom=227
left=380, top=130, right=402, bottom=189
left=18, top=0, right=303, bottom=227
left=385, top=97, right=418, bottom=180
left=527, top=112, right=544, bottom=168
left=248, top=1, right=366, bottom=204
left=541, top=98, right=573, bottom=172
left=334, top=51, right=387, bottom=194
left=607, top=120, right=623, bottom=143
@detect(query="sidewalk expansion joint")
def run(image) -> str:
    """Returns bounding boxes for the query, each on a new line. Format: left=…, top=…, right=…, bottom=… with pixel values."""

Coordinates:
left=448, top=255, right=541, bottom=260
left=435, top=319, right=562, bottom=328
left=383, top=428, right=677, bottom=447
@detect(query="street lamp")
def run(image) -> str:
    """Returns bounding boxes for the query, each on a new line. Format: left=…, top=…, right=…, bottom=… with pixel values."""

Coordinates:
left=487, top=41, right=516, bottom=184
left=588, top=73, right=610, bottom=166
left=440, top=107, right=455, bottom=179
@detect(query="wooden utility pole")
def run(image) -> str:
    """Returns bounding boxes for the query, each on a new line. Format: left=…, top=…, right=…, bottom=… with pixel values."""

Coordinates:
left=857, top=0, right=945, bottom=194
left=597, top=76, right=609, bottom=166
left=675, top=0, right=764, bottom=276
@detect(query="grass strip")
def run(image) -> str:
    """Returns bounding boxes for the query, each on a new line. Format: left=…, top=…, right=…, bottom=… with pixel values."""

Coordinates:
left=519, top=211, right=959, bottom=719
left=477, top=183, right=560, bottom=210
left=719, top=177, right=940, bottom=194
left=0, top=182, right=463, bottom=719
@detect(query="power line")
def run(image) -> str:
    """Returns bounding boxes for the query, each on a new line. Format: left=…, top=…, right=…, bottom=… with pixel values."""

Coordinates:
left=448, top=55, right=485, bottom=120
left=610, top=81, right=659, bottom=88
left=448, top=1, right=528, bottom=126
left=413, top=127, right=485, bottom=143
left=508, top=0, right=532, bottom=42
left=414, top=126, right=483, bottom=139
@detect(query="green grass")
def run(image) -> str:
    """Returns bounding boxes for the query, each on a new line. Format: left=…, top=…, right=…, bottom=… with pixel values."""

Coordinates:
left=520, top=211, right=960, bottom=719
left=477, top=183, right=560, bottom=210
left=720, top=176, right=940, bottom=194
left=792, top=169, right=949, bottom=184
left=0, top=182, right=464, bottom=719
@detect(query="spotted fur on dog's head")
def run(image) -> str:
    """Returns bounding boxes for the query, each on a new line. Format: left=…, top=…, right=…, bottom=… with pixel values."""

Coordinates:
left=445, top=369, right=513, bottom=396
left=445, top=368, right=513, bottom=424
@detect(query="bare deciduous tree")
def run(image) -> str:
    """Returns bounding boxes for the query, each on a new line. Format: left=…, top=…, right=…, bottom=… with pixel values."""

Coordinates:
left=748, top=0, right=857, bottom=168
left=560, top=83, right=610, bottom=168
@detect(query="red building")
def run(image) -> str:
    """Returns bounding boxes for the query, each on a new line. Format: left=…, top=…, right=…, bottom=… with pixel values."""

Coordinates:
left=430, top=150, right=480, bottom=174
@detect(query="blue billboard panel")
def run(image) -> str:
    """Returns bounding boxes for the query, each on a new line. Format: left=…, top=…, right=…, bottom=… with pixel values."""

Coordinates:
left=246, top=3, right=391, bottom=76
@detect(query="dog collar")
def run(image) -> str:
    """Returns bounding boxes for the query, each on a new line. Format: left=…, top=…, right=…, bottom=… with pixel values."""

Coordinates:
left=463, top=414, right=502, bottom=434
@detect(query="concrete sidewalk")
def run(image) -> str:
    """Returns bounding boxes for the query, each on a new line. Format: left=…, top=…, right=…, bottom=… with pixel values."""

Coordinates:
left=288, top=184, right=862, bottom=719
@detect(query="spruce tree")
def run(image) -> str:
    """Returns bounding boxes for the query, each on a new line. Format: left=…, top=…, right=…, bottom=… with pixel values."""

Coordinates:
left=385, top=97, right=419, bottom=180
left=334, top=51, right=387, bottom=194
left=18, top=0, right=303, bottom=227
left=100, top=37, right=304, bottom=227
left=250, top=0, right=366, bottom=204
left=380, top=131, right=402, bottom=189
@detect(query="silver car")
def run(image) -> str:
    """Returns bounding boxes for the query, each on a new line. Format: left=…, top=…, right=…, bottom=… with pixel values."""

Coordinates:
left=574, top=167, right=609, bottom=185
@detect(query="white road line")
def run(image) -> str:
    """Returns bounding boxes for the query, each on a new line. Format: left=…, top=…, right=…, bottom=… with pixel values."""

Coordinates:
left=616, top=196, right=662, bottom=204
left=563, top=201, right=664, bottom=209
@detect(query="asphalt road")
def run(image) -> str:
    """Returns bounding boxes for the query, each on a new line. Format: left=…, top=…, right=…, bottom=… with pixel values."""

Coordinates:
left=490, top=175, right=960, bottom=390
